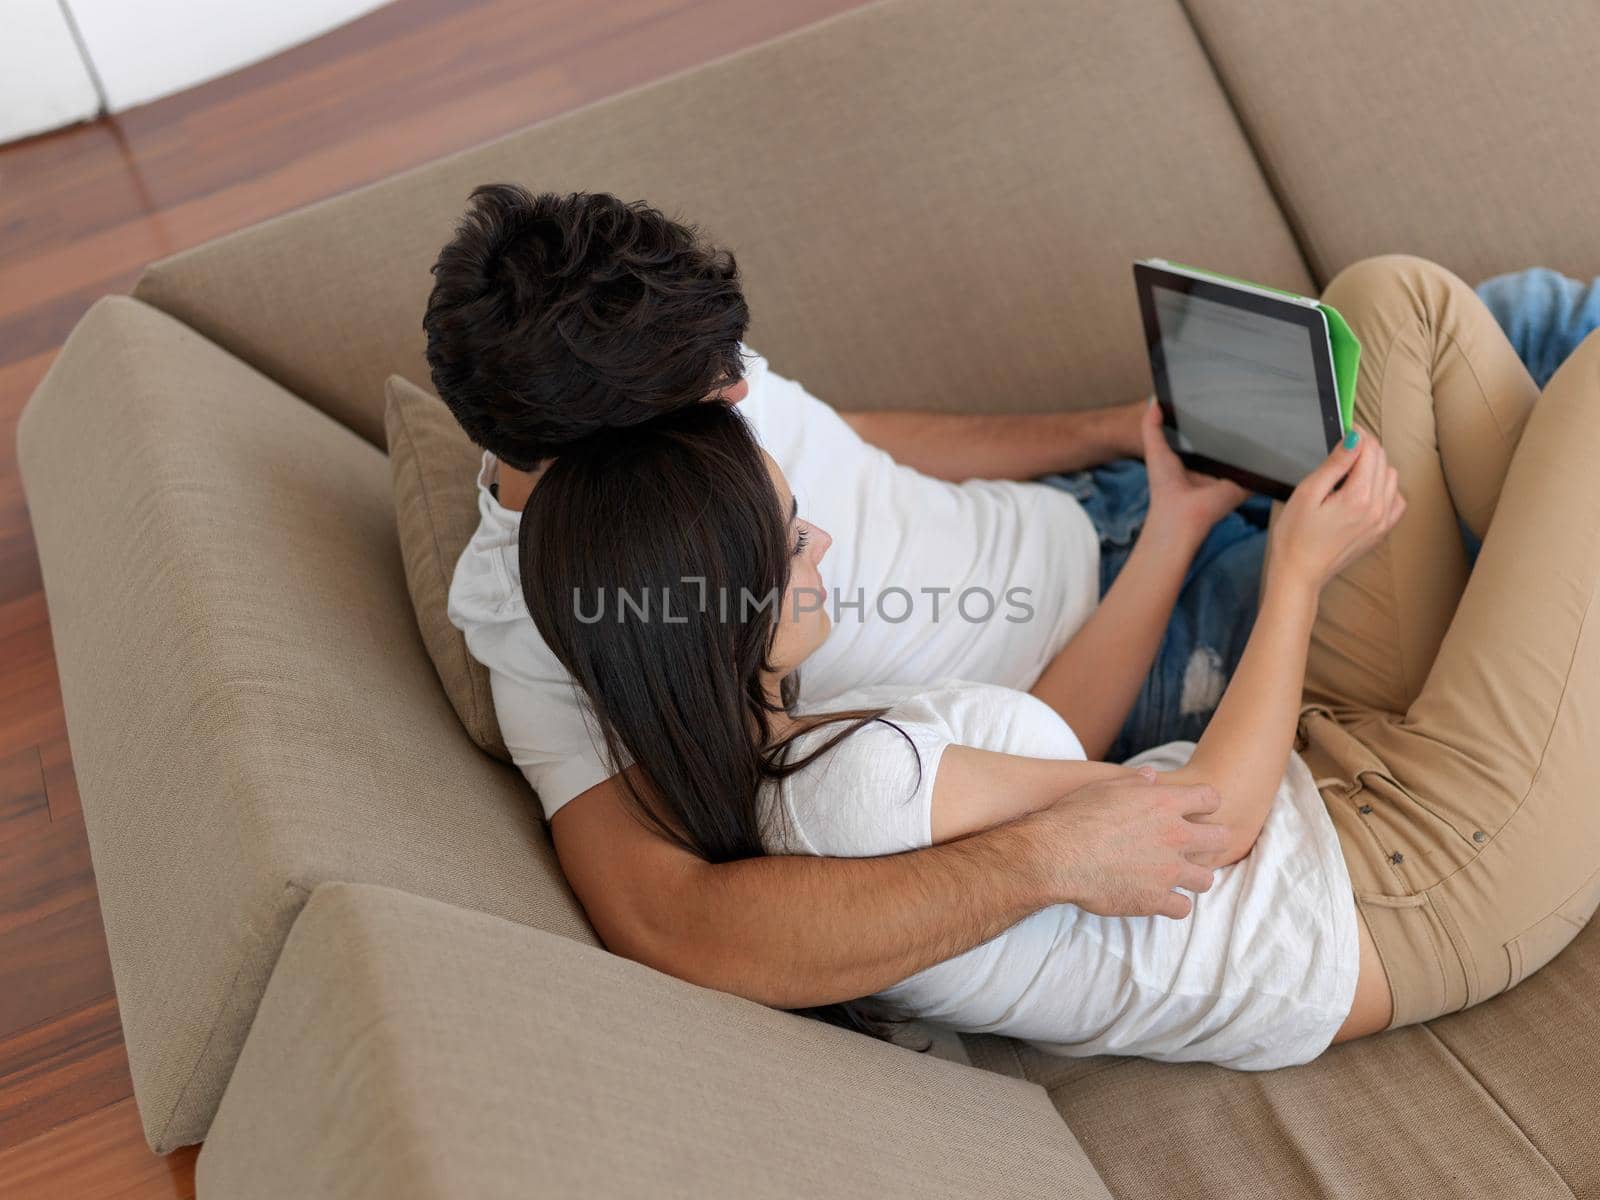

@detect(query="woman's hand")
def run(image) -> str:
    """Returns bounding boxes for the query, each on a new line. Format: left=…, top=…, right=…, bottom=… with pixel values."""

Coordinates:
left=1170, top=433, right=1399, bottom=870
left=1269, top=429, right=1405, bottom=593
left=1139, top=399, right=1249, bottom=543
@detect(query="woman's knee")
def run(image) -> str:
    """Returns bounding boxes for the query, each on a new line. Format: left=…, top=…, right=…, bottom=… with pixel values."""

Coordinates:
left=1321, top=253, right=1469, bottom=318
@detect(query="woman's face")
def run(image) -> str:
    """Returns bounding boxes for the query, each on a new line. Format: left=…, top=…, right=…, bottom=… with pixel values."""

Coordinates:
left=762, top=451, right=833, bottom=676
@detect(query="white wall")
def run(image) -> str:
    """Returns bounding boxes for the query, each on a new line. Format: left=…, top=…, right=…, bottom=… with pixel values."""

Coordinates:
left=0, top=0, right=102, bottom=142
left=63, top=0, right=392, bottom=112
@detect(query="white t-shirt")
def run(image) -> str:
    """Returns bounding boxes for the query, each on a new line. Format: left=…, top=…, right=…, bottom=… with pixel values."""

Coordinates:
left=447, top=345, right=1100, bottom=818
left=762, top=680, right=1361, bottom=1070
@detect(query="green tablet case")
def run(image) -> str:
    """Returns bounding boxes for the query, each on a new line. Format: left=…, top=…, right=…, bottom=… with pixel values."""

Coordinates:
left=1166, top=261, right=1361, bottom=432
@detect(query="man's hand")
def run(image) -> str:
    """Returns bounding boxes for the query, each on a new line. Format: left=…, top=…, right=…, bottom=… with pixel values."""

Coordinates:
left=556, top=768, right=1226, bottom=1008
left=1140, top=398, right=1248, bottom=542
left=1016, top=766, right=1227, bottom=919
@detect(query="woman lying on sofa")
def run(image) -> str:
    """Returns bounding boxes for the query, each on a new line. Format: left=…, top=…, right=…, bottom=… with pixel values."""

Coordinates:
left=519, top=255, right=1600, bottom=1067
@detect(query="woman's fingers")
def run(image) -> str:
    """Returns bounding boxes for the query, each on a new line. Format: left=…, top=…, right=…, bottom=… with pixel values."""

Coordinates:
left=1329, top=436, right=1389, bottom=532
left=1383, top=467, right=1407, bottom=532
left=1370, top=453, right=1399, bottom=528
left=1345, top=432, right=1384, bottom=506
left=1298, top=430, right=1364, bottom=506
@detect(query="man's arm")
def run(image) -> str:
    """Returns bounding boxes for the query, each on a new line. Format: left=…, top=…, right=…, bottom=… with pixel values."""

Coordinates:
left=841, top=401, right=1146, bottom=481
left=550, top=770, right=1226, bottom=1009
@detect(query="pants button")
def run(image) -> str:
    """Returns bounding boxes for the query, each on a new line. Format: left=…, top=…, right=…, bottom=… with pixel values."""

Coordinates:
left=1391, top=851, right=1405, bottom=865
left=1359, top=804, right=1374, bottom=815
left=1473, top=830, right=1487, bottom=843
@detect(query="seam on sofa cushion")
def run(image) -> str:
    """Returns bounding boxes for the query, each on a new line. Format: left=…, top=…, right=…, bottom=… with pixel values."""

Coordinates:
left=386, top=386, right=497, bottom=741
left=1001, top=1039, right=1126, bottom=1094
left=1174, top=0, right=1323, bottom=287
left=157, top=879, right=314, bottom=1150
left=1418, top=1024, right=1579, bottom=1200
left=998, top=1038, right=1028, bottom=1082
left=1040, top=1059, right=1131, bottom=1092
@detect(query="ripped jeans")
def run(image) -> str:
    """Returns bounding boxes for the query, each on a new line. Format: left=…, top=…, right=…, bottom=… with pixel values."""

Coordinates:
left=1044, top=266, right=1600, bottom=762
left=1041, top=464, right=1273, bottom=761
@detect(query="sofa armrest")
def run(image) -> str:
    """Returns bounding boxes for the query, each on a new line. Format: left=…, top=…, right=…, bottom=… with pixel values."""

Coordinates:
left=198, top=883, right=1110, bottom=1200
left=17, top=296, right=593, bottom=1150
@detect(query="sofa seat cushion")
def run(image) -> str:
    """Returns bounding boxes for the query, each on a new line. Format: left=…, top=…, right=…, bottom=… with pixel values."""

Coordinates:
left=1183, top=0, right=1600, bottom=287
left=968, top=915, right=1600, bottom=1199
left=133, top=0, right=1312, bottom=447
left=385, top=374, right=509, bottom=762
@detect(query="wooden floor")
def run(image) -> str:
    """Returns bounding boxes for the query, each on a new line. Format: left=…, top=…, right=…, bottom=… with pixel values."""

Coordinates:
left=0, top=1, right=866, bottom=1194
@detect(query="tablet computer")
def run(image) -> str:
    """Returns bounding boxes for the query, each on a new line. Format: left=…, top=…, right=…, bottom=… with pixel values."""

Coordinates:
left=1133, top=258, right=1352, bottom=501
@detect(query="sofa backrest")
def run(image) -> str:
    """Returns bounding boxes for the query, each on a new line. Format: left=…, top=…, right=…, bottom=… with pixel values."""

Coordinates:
left=1183, top=0, right=1600, bottom=287
left=131, top=0, right=1314, bottom=448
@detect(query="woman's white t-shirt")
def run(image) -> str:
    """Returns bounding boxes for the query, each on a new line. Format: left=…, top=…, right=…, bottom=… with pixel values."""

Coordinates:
left=448, top=345, right=1101, bottom=817
left=760, top=680, right=1362, bottom=1070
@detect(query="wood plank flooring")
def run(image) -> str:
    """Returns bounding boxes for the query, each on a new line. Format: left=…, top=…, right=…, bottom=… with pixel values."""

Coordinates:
left=0, top=1, right=866, bottom=1194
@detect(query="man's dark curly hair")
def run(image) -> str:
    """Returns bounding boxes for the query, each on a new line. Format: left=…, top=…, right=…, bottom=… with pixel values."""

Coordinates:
left=423, top=184, right=751, bottom=470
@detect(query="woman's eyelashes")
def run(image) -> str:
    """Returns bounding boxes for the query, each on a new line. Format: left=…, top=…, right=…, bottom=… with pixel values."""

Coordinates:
left=792, top=522, right=811, bottom=556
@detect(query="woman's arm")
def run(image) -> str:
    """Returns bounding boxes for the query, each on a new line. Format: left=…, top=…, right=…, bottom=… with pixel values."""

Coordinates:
left=929, top=748, right=1140, bottom=841
left=923, top=748, right=1220, bottom=914
left=1159, top=572, right=1318, bottom=865
left=1164, top=431, right=1405, bottom=867
left=1030, top=402, right=1246, bottom=758
left=1028, top=520, right=1205, bottom=758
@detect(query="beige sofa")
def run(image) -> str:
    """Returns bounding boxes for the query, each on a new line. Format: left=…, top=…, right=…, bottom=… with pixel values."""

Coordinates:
left=17, top=0, right=1600, bottom=1195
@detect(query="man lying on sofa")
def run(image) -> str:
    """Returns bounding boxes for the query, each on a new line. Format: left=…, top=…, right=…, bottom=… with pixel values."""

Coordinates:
left=430, top=183, right=1600, bottom=1012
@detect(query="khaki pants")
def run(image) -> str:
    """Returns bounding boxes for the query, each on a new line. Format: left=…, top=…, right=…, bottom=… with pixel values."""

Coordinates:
left=1276, top=255, right=1600, bottom=1029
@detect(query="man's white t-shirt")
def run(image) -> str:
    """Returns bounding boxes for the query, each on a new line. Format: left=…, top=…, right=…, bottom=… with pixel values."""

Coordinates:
left=761, top=680, right=1362, bottom=1070
left=447, top=345, right=1101, bottom=818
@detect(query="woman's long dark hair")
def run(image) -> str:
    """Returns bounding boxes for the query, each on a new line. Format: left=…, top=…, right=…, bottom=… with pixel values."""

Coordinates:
left=520, top=401, right=918, bottom=1042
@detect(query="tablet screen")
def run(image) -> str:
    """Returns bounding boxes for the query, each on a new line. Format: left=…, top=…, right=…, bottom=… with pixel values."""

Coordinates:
left=1151, top=286, right=1333, bottom=484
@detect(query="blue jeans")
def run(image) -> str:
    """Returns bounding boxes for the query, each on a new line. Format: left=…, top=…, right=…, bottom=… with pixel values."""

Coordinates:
left=1045, top=266, right=1600, bottom=761
left=1475, top=267, right=1600, bottom=391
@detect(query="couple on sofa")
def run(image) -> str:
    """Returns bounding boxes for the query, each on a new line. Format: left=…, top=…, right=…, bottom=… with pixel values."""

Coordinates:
left=434, top=183, right=1600, bottom=1066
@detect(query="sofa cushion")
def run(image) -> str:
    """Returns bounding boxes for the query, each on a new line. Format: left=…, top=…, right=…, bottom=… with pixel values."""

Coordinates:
left=17, top=297, right=596, bottom=1152
left=1183, top=0, right=1600, bottom=287
left=384, top=374, right=509, bottom=763
left=200, top=883, right=1113, bottom=1200
left=967, top=916, right=1600, bottom=1199
left=132, top=0, right=1312, bottom=447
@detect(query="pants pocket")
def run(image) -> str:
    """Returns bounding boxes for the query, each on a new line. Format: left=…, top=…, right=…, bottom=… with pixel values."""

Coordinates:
left=1503, top=862, right=1600, bottom=989
left=1352, top=768, right=1477, bottom=885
